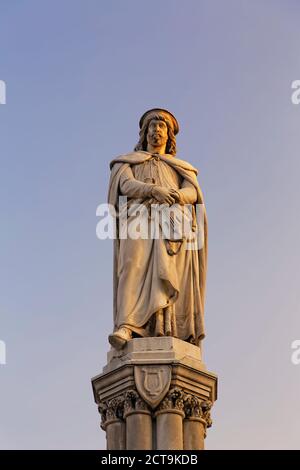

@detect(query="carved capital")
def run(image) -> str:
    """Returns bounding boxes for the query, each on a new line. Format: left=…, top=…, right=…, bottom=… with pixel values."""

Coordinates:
left=156, top=387, right=185, bottom=415
left=124, top=389, right=150, bottom=417
left=98, top=403, right=107, bottom=430
left=98, top=395, right=125, bottom=429
left=201, top=400, right=213, bottom=429
left=184, top=394, right=203, bottom=418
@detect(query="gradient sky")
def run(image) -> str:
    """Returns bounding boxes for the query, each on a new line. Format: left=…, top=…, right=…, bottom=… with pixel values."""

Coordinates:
left=1, top=0, right=300, bottom=450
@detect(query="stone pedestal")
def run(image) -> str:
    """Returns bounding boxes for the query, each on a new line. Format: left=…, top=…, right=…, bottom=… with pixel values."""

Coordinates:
left=92, top=337, right=217, bottom=450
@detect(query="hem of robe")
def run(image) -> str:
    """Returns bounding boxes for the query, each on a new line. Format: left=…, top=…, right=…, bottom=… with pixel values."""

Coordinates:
left=119, top=322, right=205, bottom=346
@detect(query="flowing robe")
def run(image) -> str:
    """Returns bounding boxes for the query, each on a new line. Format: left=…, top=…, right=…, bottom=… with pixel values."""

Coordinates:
left=108, top=151, right=208, bottom=346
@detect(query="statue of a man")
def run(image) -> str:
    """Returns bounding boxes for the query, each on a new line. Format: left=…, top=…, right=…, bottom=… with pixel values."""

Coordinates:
left=108, top=108, right=208, bottom=350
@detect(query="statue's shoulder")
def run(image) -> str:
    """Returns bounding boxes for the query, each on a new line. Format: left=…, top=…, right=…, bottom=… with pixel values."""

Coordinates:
left=110, top=151, right=150, bottom=170
left=162, top=154, right=198, bottom=175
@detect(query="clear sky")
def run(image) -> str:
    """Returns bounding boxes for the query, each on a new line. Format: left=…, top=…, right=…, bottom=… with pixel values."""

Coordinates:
left=1, top=0, right=300, bottom=450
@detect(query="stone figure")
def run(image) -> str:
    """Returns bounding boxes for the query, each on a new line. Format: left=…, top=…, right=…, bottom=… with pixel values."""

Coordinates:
left=107, top=108, right=208, bottom=350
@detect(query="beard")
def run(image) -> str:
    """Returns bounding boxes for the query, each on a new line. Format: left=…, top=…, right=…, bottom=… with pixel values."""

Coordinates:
left=150, top=134, right=164, bottom=146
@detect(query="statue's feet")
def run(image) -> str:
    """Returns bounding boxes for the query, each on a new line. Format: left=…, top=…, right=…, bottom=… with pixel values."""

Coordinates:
left=108, top=327, right=132, bottom=350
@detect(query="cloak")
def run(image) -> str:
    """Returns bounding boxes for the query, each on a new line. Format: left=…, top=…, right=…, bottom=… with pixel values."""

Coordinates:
left=107, top=151, right=208, bottom=344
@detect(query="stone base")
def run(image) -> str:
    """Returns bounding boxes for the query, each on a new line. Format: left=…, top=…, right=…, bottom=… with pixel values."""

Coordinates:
left=92, top=337, right=217, bottom=450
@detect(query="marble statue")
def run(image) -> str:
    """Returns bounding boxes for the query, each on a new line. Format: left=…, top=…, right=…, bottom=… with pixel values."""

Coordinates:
left=107, top=108, right=208, bottom=350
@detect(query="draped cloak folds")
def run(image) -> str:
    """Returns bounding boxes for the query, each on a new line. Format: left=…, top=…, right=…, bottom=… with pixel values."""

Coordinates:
left=107, top=151, right=208, bottom=346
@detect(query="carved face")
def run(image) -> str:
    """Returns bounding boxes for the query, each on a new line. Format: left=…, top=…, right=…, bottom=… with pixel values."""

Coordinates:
left=146, top=119, right=168, bottom=149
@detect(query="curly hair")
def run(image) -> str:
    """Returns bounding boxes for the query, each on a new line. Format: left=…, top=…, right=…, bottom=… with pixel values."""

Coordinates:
left=134, top=112, right=177, bottom=155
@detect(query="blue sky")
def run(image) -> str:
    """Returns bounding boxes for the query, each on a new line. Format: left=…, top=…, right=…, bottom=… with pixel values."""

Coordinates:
left=1, top=0, right=300, bottom=449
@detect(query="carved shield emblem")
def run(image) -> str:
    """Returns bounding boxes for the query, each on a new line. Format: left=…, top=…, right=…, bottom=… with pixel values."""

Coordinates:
left=134, top=365, right=171, bottom=409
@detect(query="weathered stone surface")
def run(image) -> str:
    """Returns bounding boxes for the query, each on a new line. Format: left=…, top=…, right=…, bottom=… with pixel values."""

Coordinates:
left=92, top=337, right=217, bottom=450
left=104, top=337, right=203, bottom=373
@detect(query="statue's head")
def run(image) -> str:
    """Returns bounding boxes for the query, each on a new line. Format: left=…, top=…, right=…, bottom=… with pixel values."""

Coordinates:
left=134, top=108, right=179, bottom=156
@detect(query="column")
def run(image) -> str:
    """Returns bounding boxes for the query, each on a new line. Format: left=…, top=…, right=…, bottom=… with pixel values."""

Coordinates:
left=99, top=396, right=126, bottom=450
left=183, top=396, right=212, bottom=450
left=124, top=390, right=153, bottom=450
left=155, top=388, right=185, bottom=450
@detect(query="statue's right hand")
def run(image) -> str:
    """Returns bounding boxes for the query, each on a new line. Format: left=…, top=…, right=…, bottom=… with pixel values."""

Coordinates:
left=151, top=186, right=176, bottom=205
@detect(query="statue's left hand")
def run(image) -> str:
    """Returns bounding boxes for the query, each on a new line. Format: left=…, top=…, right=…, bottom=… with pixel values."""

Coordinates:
left=169, top=189, right=184, bottom=204
left=151, top=186, right=176, bottom=205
